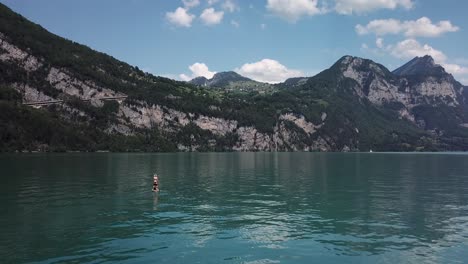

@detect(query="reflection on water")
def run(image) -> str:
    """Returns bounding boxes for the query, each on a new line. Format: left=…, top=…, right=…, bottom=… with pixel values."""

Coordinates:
left=1, top=153, right=468, bottom=263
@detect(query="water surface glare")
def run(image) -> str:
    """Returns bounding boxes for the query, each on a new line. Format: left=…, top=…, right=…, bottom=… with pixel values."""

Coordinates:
left=1, top=153, right=468, bottom=263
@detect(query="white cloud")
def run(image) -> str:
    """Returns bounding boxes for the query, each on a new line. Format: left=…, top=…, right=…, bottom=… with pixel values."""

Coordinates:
left=166, top=7, right=195, bottom=27
left=207, top=0, right=219, bottom=5
left=335, top=0, right=413, bottom=14
left=376, top=38, right=384, bottom=49
left=390, top=39, right=447, bottom=62
left=182, top=0, right=200, bottom=9
left=180, top=63, right=217, bottom=81
left=235, top=59, right=303, bottom=83
left=223, top=0, right=239, bottom=12
left=261, top=23, right=267, bottom=29
left=356, top=19, right=402, bottom=35
left=356, top=17, right=459, bottom=37
left=266, top=0, right=323, bottom=23
left=231, top=20, right=240, bottom=28
left=200, top=8, right=224, bottom=25
left=442, top=63, right=468, bottom=76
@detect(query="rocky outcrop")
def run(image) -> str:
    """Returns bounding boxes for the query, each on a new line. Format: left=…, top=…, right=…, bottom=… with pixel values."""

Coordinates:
left=340, top=56, right=409, bottom=105
left=194, top=115, right=237, bottom=136
left=233, top=126, right=274, bottom=151
left=46, top=67, right=125, bottom=100
left=12, top=83, right=53, bottom=102
left=232, top=114, right=330, bottom=151
left=105, top=124, right=133, bottom=136
left=279, top=113, right=324, bottom=135
left=117, top=102, right=333, bottom=151
left=411, top=76, right=459, bottom=106
left=339, top=56, right=465, bottom=125
left=0, top=33, right=42, bottom=71
left=118, top=103, right=189, bottom=129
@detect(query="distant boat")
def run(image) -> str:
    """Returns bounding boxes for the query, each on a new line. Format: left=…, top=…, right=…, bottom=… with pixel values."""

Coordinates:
left=369, top=149, right=373, bottom=153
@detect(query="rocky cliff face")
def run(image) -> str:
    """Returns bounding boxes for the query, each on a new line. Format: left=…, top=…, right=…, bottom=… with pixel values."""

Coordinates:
left=0, top=32, right=42, bottom=71
left=336, top=56, right=466, bottom=127
left=117, top=100, right=331, bottom=151
left=1, top=3, right=468, bottom=152
left=0, top=30, right=337, bottom=151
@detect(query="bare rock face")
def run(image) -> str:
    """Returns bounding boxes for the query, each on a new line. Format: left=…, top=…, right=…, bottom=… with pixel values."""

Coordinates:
left=393, top=56, right=463, bottom=107
left=194, top=115, right=237, bottom=136
left=105, top=124, right=133, bottom=136
left=116, top=101, right=336, bottom=151
left=0, top=33, right=42, bottom=71
left=118, top=103, right=190, bottom=130
left=231, top=113, right=330, bottom=152
left=339, top=56, right=465, bottom=124
left=340, top=56, right=462, bottom=107
left=46, top=67, right=125, bottom=100
left=233, top=126, right=272, bottom=151
left=411, top=76, right=459, bottom=106
left=340, top=56, right=410, bottom=106
left=279, top=113, right=324, bottom=135
left=12, top=83, right=53, bottom=102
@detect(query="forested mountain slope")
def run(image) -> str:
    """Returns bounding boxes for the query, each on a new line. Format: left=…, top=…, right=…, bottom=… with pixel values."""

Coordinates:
left=1, top=3, right=467, bottom=152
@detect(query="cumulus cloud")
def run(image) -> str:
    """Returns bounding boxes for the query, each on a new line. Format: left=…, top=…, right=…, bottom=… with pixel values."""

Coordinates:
left=182, top=0, right=200, bottom=9
left=179, top=63, right=217, bottom=81
left=389, top=39, right=447, bottom=62
left=207, top=0, right=219, bottom=5
left=443, top=63, right=468, bottom=76
left=200, top=8, right=224, bottom=25
left=356, top=17, right=459, bottom=37
left=356, top=19, right=402, bottom=35
left=231, top=20, right=240, bottom=28
left=376, top=38, right=384, bottom=49
left=223, top=0, right=239, bottom=12
left=166, top=7, right=195, bottom=27
left=235, top=59, right=303, bottom=83
left=335, top=0, right=413, bottom=14
left=266, top=0, right=323, bottom=23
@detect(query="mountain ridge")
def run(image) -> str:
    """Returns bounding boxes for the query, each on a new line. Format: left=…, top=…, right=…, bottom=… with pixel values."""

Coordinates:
left=1, top=3, right=468, bottom=152
left=393, top=55, right=447, bottom=77
left=189, top=71, right=274, bottom=92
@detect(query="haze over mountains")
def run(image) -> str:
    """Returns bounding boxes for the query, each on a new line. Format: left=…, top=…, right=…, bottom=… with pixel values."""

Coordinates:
left=1, top=3, right=468, bottom=152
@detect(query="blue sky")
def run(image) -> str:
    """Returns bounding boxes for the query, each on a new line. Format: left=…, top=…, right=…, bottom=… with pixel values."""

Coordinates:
left=1, top=0, right=467, bottom=84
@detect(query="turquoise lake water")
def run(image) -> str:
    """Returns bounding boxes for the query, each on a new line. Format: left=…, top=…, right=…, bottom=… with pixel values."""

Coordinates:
left=1, top=153, right=468, bottom=263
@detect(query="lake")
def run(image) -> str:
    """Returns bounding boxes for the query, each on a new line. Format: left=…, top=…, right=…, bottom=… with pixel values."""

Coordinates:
left=1, top=153, right=468, bottom=263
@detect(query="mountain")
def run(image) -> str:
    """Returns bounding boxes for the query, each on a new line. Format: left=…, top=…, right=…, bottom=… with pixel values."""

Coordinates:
left=281, top=77, right=309, bottom=88
left=1, top=3, right=468, bottom=152
left=328, top=55, right=468, bottom=138
left=189, top=76, right=209, bottom=86
left=189, top=71, right=274, bottom=93
left=190, top=71, right=252, bottom=87
left=392, top=55, right=468, bottom=131
left=393, top=55, right=446, bottom=77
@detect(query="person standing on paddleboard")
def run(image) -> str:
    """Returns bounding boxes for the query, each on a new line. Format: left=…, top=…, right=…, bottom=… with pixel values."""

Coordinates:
left=153, top=174, right=159, bottom=192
